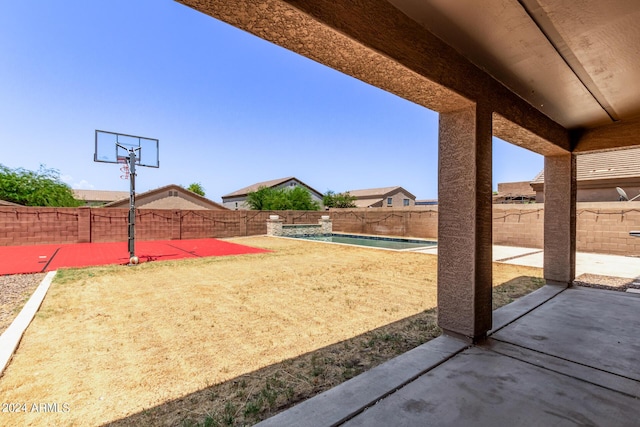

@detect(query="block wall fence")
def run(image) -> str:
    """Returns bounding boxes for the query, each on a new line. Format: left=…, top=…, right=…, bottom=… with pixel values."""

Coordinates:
left=1, top=203, right=639, bottom=256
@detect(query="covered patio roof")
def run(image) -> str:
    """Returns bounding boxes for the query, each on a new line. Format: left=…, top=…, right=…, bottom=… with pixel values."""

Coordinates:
left=173, top=0, right=640, bottom=424
left=176, top=0, right=640, bottom=155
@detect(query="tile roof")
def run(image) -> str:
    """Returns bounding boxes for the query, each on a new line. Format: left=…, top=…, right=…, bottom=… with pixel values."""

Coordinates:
left=496, top=181, right=535, bottom=196
left=531, top=147, right=640, bottom=184
left=222, top=177, right=295, bottom=198
left=222, top=177, right=323, bottom=198
left=353, top=198, right=383, bottom=208
left=104, top=184, right=227, bottom=210
left=73, top=190, right=130, bottom=202
left=132, top=197, right=216, bottom=210
left=347, top=186, right=416, bottom=199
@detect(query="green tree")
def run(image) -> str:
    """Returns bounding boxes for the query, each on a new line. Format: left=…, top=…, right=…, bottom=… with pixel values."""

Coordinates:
left=246, top=186, right=320, bottom=211
left=282, top=186, right=320, bottom=210
left=0, top=164, right=82, bottom=207
left=323, top=190, right=357, bottom=208
left=186, top=182, right=205, bottom=196
left=245, top=186, right=274, bottom=210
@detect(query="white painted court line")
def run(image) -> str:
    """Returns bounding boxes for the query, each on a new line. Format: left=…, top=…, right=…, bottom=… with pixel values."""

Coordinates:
left=0, top=271, right=56, bottom=376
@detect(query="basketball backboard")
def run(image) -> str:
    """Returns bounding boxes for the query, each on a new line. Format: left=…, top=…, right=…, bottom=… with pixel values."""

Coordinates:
left=94, top=130, right=159, bottom=168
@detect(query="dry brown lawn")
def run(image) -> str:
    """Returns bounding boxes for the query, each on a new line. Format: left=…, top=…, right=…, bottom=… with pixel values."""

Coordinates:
left=0, top=236, right=543, bottom=426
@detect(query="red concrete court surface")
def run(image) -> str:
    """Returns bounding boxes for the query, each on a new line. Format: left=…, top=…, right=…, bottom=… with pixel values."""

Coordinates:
left=0, top=239, right=270, bottom=275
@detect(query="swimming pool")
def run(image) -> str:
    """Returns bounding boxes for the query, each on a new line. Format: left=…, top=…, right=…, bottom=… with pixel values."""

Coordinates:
left=291, top=233, right=437, bottom=250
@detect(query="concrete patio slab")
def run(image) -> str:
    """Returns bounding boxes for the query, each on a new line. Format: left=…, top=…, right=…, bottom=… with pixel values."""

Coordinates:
left=489, top=283, right=566, bottom=333
left=485, top=340, right=640, bottom=398
left=499, top=250, right=640, bottom=278
left=413, top=245, right=544, bottom=261
left=416, top=244, right=640, bottom=279
left=341, top=346, right=639, bottom=427
left=491, top=286, right=640, bottom=381
left=413, top=246, right=438, bottom=255
left=574, top=251, right=640, bottom=278
left=258, top=286, right=640, bottom=426
left=491, top=245, right=542, bottom=262
left=256, top=335, right=470, bottom=427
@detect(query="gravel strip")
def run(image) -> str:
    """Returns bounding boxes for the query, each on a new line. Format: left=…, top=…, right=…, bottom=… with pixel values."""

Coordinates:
left=573, top=273, right=635, bottom=291
left=0, top=273, right=46, bottom=335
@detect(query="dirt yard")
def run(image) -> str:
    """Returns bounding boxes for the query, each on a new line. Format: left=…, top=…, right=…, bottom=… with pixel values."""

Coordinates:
left=0, top=237, right=544, bottom=426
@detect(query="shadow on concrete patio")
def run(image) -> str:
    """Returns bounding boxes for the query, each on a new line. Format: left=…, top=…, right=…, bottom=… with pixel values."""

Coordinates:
left=259, top=285, right=640, bottom=426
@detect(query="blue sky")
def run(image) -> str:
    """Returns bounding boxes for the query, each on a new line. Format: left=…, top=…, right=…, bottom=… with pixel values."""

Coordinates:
left=0, top=0, right=542, bottom=201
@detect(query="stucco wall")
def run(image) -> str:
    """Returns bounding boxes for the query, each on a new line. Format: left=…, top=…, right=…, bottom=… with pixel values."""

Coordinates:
left=533, top=184, right=640, bottom=203
left=384, top=191, right=415, bottom=207
left=1, top=203, right=639, bottom=256
left=330, top=207, right=437, bottom=236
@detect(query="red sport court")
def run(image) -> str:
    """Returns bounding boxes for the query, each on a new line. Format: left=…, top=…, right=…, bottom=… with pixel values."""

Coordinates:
left=0, top=239, right=269, bottom=275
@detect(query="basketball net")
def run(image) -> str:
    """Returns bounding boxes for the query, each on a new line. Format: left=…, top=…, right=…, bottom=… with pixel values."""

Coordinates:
left=118, top=158, right=130, bottom=180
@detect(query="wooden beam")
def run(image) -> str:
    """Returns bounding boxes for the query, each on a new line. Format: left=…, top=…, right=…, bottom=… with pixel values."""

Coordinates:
left=573, top=115, right=640, bottom=152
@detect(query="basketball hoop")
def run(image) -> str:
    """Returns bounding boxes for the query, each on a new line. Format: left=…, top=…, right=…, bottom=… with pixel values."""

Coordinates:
left=95, top=130, right=159, bottom=261
left=118, top=156, right=129, bottom=180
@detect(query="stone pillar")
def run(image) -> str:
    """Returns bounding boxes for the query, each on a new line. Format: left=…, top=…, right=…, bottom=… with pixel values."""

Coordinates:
left=267, top=215, right=283, bottom=236
left=543, top=154, right=576, bottom=286
left=319, top=215, right=332, bottom=234
left=437, top=104, right=493, bottom=342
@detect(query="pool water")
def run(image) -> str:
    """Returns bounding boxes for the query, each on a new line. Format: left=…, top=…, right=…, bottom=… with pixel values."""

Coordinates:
left=293, top=233, right=437, bottom=250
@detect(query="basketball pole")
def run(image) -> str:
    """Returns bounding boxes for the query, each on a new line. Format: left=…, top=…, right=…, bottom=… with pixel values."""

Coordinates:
left=96, top=130, right=158, bottom=264
left=116, top=143, right=139, bottom=260
left=128, top=149, right=136, bottom=260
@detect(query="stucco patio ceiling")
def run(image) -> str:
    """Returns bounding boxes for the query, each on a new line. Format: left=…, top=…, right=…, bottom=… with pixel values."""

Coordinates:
left=176, top=0, right=640, bottom=154
left=390, top=0, right=640, bottom=130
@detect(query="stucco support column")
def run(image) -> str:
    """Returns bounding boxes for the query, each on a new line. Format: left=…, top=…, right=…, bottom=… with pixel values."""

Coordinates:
left=437, top=104, right=493, bottom=342
left=543, top=154, right=576, bottom=286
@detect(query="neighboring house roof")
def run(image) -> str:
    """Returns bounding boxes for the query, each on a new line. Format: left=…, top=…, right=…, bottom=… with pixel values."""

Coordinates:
left=104, top=184, right=227, bottom=210
left=348, top=186, right=417, bottom=200
left=347, top=186, right=417, bottom=208
left=415, top=199, right=438, bottom=205
left=0, top=199, right=21, bottom=206
left=353, top=198, right=383, bottom=208
left=531, top=148, right=640, bottom=185
left=496, top=181, right=536, bottom=196
left=222, top=177, right=323, bottom=198
left=493, top=181, right=536, bottom=203
left=73, top=190, right=130, bottom=204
